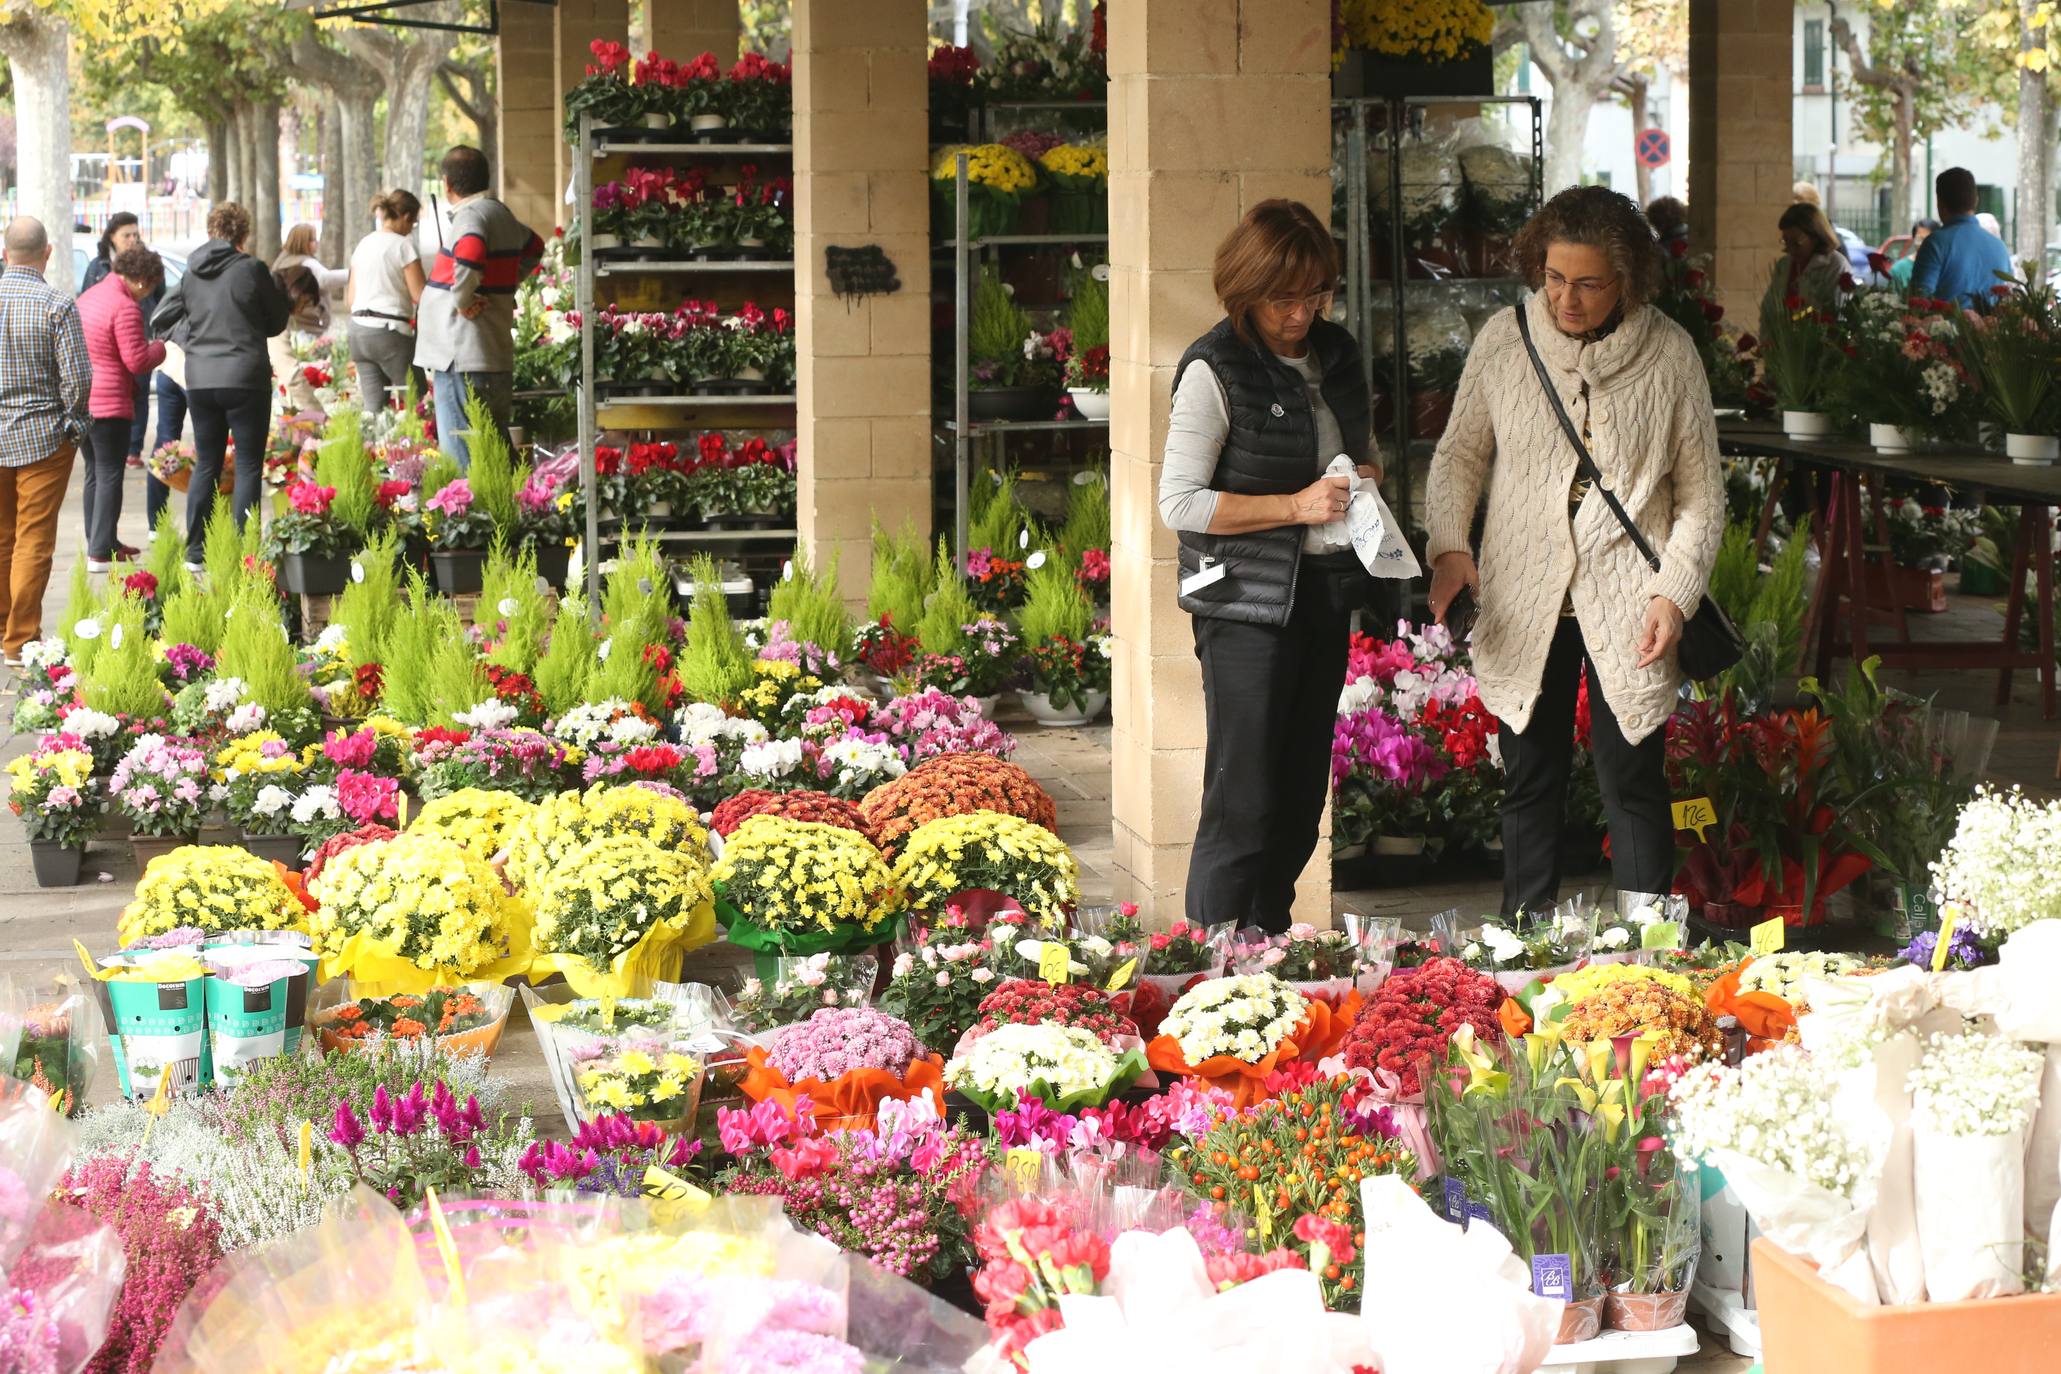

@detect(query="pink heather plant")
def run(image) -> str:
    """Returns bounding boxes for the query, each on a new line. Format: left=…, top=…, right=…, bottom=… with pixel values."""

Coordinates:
left=56, top=1157, right=223, bottom=1374
left=765, top=1007, right=921, bottom=1083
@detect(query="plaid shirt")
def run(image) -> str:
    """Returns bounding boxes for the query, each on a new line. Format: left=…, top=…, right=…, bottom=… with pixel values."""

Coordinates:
left=0, top=265, right=90, bottom=468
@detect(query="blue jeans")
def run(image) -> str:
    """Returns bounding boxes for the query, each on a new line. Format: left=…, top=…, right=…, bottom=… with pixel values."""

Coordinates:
left=430, top=369, right=513, bottom=472
left=148, top=372, right=186, bottom=531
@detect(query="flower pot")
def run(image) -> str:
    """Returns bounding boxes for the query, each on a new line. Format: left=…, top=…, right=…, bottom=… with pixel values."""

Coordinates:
left=643, top=112, right=673, bottom=131
left=2004, top=431, right=2060, bottom=465
left=1781, top=409, right=1833, bottom=441
left=967, top=385, right=1055, bottom=422
left=29, top=839, right=83, bottom=887
left=130, top=833, right=196, bottom=872
left=588, top=232, right=622, bottom=252
left=240, top=830, right=303, bottom=867
left=1017, top=689, right=1107, bottom=727
left=533, top=543, right=571, bottom=592
left=1604, top=1288, right=1691, bottom=1333
left=281, top=551, right=351, bottom=597
left=631, top=233, right=666, bottom=250
left=1373, top=834, right=1427, bottom=856
left=1332, top=46, right=1493, bottom=99
left=1770, top=900, right=1819, bottom=929
left=431, top=549, right=487, bottom=596
left=1554, top=1295, right=1604, bottom=1345
left=1067, top=387, right=1111, bottom=421
left=1332, top=840, right=1370, bottom=862
left=689, top=113, right=729, bottom=135
left=1869, top=422, right=1916, bottom=452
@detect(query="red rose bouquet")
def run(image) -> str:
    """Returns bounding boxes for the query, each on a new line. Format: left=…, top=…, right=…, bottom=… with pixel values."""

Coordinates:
left=1340, top=956, right=1504, bottom=1097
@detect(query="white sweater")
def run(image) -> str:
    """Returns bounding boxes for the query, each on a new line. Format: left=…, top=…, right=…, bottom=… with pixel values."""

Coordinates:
left=1424, top=290, right=1723, bottom=745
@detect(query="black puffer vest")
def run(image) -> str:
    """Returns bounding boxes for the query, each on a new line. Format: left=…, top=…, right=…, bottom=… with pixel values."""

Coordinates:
left=1172, top=316, right=1372, bottom=626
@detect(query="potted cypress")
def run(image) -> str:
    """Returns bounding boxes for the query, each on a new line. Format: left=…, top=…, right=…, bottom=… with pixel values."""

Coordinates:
left=969, top=267, right=1062, bottom=421
left=427, top=392, right=519, bottom=596
left=1014, top=559, right=1109, bottom=727
left=1063, top=268, right=1111, bottom=421
left=271, top=479, right=353, bottom=596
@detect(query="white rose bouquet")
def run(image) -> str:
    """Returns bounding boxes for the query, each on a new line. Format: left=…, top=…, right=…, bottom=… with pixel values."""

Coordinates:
left=1157, top=974, right=1309, bottom=1068
left=945, top=1021, right=1146, bottom=1114
left=1738, top=951, right=1861, bottom=1006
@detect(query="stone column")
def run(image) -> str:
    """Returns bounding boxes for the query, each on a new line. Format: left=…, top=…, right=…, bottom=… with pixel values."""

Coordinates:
left=791, top=0, right=932, bottom=599
left=1106, top=0, right=1334, bottom=922
left=648, top=0, right=745, bottom=63
left=495, top=0, right=560, bottom=233
left=1687, top=0, right=1793, bottom=317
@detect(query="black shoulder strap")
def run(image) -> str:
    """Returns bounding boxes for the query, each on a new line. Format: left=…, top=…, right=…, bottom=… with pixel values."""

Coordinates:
left=1513, top=304, right=1662, bottom=574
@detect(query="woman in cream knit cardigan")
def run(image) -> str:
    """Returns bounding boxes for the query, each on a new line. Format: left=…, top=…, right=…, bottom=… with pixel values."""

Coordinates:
left=1426, top=185, right=1723, bottom=915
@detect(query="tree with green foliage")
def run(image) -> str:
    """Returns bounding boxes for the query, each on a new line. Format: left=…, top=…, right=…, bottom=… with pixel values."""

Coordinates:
left=1832, top=3, right=1992, bottom=230
left=914, top=541, right=980, bottom=658
left=678, top=555, right=755, bottom=706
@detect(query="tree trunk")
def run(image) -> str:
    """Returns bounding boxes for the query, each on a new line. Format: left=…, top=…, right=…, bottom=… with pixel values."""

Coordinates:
left=251, top=97, right=283, bottom=262
left=1544, top=82, right=1598, bottom=196
left=1890, top=94, right=1914, bottom=242
left=438, top=60, right=498, bottom=176
left=342, top=27, right=458, bottom=194
left=206, top=116, right=231, bottom=201
left=1627, top=76, right=1653, bottom=207
left=0, top=11, right=72, bottom=290
left=319, top=108, right=349, bottom=267
left=337, top=93, right=380, bottom=256
left=235, top=103, right=259, bottom=216
left=2016, top=2, right=2053, bottom=263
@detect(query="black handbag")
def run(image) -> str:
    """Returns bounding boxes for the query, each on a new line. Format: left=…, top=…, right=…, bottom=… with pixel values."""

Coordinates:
left=1513, top=306, right=1743, bottom=681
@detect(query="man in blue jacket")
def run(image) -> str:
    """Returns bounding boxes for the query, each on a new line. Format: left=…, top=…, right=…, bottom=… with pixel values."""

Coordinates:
left=1909, top=168, right=2016, bottom=307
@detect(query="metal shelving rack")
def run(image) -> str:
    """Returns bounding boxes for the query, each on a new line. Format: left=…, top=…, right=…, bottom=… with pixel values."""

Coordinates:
left=939, top=151, right=1110, bottom=567
left=1335, top=94, right=1543, bottom=526
left=574, top=114, right=800, bottom=615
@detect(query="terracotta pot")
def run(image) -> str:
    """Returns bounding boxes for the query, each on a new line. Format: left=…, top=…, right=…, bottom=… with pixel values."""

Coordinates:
left=1554, top=1295, right=1603, bottom=1344
left=1604, top=1288, right=1689, bottom=1332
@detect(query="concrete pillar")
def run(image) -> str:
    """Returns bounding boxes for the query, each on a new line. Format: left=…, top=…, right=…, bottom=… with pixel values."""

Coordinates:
left=1687, top=0, right=1793, bottom=318
left=1106, top=0, right=1334, bottom=923
left=791, top=0, right=932, bottom=599
left=648, top=0, right=744, bottom=64
left=493, top=0, right=630, bottom=233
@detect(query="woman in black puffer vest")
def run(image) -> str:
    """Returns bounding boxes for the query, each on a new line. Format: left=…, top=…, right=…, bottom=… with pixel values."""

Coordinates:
left=1157, top=199, right=1380, bottom=934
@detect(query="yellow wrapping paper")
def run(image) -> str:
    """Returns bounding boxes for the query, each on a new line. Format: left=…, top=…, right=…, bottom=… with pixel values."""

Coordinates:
left=320, top=912, right=536, bottom=1000
left=527, top=895, right=719, bottom=999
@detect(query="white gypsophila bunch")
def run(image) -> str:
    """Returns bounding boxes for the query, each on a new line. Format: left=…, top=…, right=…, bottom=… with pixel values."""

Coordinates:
left=1738, top=951, right=1862, bottom=1005
left=1931, top=787, right=2061, bottom=936
left=454, top=698, right=520, bottom=731
left=1159, top=974, right=1309, bottom=1066
left=1669, top=1046, right=1877, bottom=1198
left=739, top=737, right=805, bottom=780
left=947, top=1023, right=1123, bottom=1101
left=1810, top=1015, right=1894, bottom=1073
left=1906, top=1031, right=2045, bottom=1138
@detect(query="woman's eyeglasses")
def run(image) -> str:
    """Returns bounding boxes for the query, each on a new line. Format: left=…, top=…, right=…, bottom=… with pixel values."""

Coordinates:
left=1264, top=290, right=1335, bottom=316
left=1543, top=269, right=1620, bottom=301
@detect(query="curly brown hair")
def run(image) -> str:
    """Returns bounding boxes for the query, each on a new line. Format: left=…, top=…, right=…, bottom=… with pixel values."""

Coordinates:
left=1512, top=185, right=1665, bottom=307
left=206, top=201, right=253, bottom=248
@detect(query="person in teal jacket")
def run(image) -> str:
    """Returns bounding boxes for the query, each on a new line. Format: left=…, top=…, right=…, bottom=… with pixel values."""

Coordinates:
left=1909, top=169, right=2016, bottom=307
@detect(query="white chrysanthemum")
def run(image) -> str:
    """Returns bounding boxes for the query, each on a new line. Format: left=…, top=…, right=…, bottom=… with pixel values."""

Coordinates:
left=1159, top=974, right=1309, bottom=1066
left=948, top=1022, right=1123, bottom=1102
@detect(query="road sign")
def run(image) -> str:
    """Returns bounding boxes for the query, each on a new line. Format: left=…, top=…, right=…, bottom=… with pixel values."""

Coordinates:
left=1636, top=129, right=1672, bottom=170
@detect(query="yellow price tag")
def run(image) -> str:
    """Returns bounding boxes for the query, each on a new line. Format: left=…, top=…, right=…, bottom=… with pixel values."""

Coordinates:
left=643, top=1166, right=712, bottom=1224
left=397, top=790, right=409, bottom=829
left=298, top=1119, right=314, bottom=1191
left=1106, top=957, right=1138, bottom=993
left=1038, top=943, right=1071, bottom=986
left=1253, top=1184, right=1274, bottom=1240
left=1670, top=796, right=1718, bottom=842
left=1931, top=907, right=1962, bottom=974
left=1749, top=916, right=1785, bottom=958
left=600, top=995, right=617, bottom=1031
left=1006, top=1148, right=1043, bottom=1192
left=139, top=1066, right=174, bottom=1144
left=424, top=1187, right=467, bottom=1304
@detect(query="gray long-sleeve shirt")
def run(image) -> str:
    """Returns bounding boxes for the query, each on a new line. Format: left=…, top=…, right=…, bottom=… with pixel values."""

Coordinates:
left=1156, top=353, right=1345, bottom=553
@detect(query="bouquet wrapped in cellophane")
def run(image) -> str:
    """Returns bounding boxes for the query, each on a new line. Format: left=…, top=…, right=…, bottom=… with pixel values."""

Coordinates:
left=151, top=1185, right=990, bottom=1374
left=0, top=1080, right=127, bottom=1374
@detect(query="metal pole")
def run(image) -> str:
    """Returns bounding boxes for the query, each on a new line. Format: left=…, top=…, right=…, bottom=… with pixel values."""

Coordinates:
left=1826, top=1, right=1839, bottom=225
left=955, top=151, right=971, bottom=575
left=576, top=114, right=601, bottom=621
left=1388, top=98, right=1412, bottom=525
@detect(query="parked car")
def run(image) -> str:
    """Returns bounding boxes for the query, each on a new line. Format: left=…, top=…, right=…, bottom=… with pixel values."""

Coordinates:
left=70, top=233, right=186, bottom=295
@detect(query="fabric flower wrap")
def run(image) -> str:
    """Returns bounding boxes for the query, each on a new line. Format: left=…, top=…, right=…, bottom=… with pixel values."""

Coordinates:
left=307, top=832, right=533, bottom=996
left=527, top=833, right=717, bottom=998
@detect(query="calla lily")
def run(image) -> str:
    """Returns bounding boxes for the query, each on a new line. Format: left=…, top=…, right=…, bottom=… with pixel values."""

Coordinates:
left=1554, top=1075, right=1598, bottom=1113
left=1522, top=1028, right=1563, bottom=1084
left=1451, top=1024, right=1510, bottom=1097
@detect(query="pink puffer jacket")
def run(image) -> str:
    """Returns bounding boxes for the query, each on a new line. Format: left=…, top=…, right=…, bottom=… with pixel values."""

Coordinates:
left=77, top=274, right=166, bottom=419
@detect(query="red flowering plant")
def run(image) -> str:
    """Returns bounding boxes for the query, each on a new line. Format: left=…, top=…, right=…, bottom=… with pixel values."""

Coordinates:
left=852, top=614, right=920, bottom=680
left=1338, top=956, right=1504, bottom=1098
left=674, top=49, right=725, bottom=120
left=1759, top=287, right=1846, bottom=415
left=1833, top=288, right=1978, bottom=441
left=1419, top=692, right=1503, bottom=853
left=711, top=787, right=881, bottom=846
left=480, top=663, right=547, bottom=727
left=965, top=979, right=1136, bottom=1048
left=267, top=479, right=349, bottom=558
left=927, top=44, right=981, bottom=139
left=965, top=546, right=1029, bottom=613
left=563, top=38, right=641, bottom=138
left=315, top=987, right=498, bottom=1044
left=726, top=53, right=794, bottom=136
left=1074, top=545, right=1110, bottom=599
left=1654, top=243, right=1751, bottom=408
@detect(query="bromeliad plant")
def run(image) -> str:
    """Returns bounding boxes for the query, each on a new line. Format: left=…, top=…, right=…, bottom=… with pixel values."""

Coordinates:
left=1759, top=290, right=1845, bottom=415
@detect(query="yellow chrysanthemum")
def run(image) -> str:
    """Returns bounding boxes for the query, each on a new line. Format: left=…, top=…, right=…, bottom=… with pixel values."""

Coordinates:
left=118, top=845, right=308, bottom=944
left=711, top=815, right=895, bottom=935
left=890, top=810, right=1077, bottom=927
left=411, top=787, right=537, bottom=858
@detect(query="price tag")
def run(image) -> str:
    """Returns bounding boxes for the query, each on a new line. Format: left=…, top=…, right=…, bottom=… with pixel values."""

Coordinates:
left=1639, top=921, right=1682, bottom=951
left=396, top=790, right=409, bottom=828
left=643, top=1166, right=712, bottom=1223
left=1670, top=796, right=1717, bottom=841
left=1038, top=942, right=1071, bottom=985
left=600, top=995, right=617, bottom=1031
left=140, top=1063, right=174, bottom=1145
left=1105, top=957, right=1137, bottom=993
left=424, top=1187, right=467, bottom=1303
left=298, top=1119, right=313, bottom=1191
left=1253, top=1185, right=1274, bottom=1239
left=1932, top=906, right=1962, bottom=973
left=1005, top=1148, right=1043, bottom=1192
left=1749, top=916, right=1785, bottom=958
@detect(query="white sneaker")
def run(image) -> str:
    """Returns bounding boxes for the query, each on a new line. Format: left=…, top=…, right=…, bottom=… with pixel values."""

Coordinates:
left=184, top=561, right=205, bottom=575
left=86, top=558, right=112, bottom=573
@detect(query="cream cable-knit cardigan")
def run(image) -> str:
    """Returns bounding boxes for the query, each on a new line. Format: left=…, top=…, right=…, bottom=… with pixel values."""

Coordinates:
left=1424, top=290, right=1723, bottom=745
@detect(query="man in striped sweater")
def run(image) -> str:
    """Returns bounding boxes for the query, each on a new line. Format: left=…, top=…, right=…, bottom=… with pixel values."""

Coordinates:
left=417, top=146, right=545, bottom=469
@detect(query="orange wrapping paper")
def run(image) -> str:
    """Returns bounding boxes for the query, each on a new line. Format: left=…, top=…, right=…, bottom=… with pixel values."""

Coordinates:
left=739, top=1046, right=947, bottom=1131
left=1145, top=995, right=1360, bottom=1109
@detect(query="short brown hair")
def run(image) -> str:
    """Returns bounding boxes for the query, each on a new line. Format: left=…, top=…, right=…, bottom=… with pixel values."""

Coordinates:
left=112, top=246, right=163, bottom=289
left=1213, top=199, right=1340, bottom=343
left=441, top=146, right=490, bottom=197
left=207, top=202, right=252, bottom=248
left=1513, top=185, right=1665, bottom=307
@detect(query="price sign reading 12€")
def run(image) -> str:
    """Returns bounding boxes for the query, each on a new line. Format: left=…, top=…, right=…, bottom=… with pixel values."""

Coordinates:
left=1671, top=796, right=1717, bottom=842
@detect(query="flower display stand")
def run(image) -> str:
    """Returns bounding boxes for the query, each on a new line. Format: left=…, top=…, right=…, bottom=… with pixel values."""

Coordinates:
left=1687, top=1283, right=1761, bottom=1360
left=1534, top=1322, right=1699, bottom=1374
left=1753, top=1239, right=2061, bottom=1374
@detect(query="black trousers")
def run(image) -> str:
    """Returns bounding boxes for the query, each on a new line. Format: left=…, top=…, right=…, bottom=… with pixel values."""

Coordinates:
left=184, top=386, right=270, bottom=564
left=1499, top=617, right=1673, bottom=916
left=1186, top=585, right=1352, bottom=934
left=82, top=416, right=132, bottom=561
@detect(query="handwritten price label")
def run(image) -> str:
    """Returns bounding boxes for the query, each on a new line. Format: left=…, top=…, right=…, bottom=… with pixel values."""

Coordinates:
left=1038, top=943, right=1071, bottom=985
left=1670, top=796, right=1717, bottom=841
left=1932, top=906, right=1963, bottom=973
left=1106, top=958, right=1137, bottom=993
left=1749, top=916, right=1786, bottom=957
left=1006, top=1148, right=1043, bottom=1192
